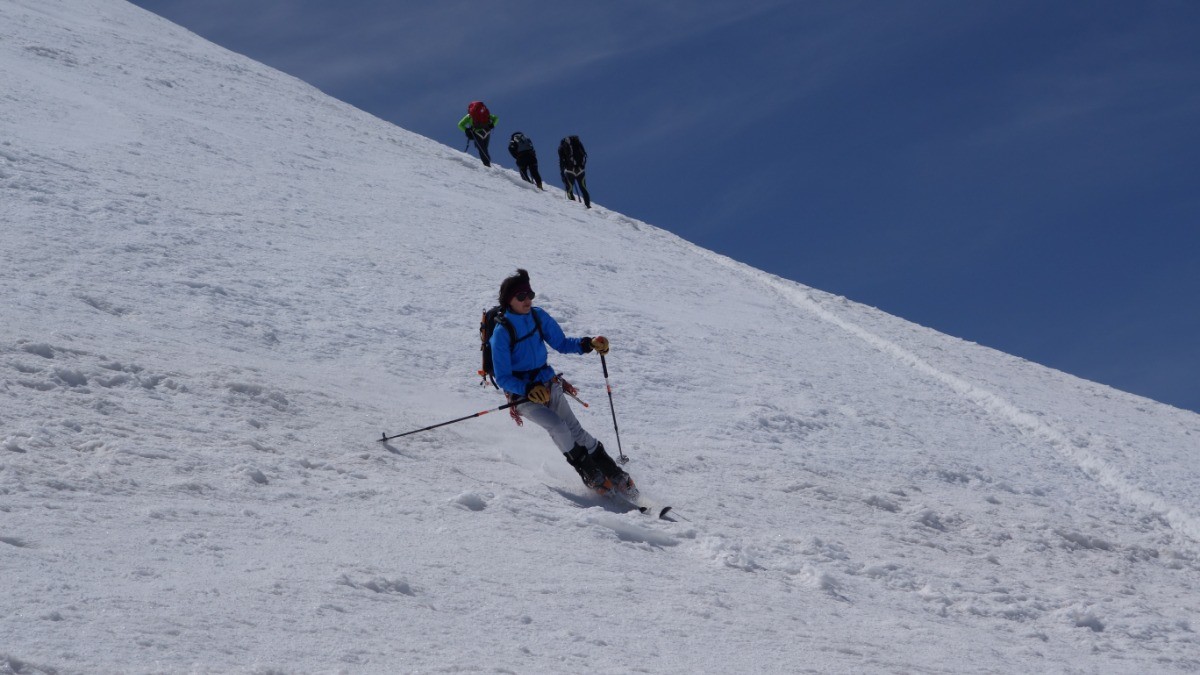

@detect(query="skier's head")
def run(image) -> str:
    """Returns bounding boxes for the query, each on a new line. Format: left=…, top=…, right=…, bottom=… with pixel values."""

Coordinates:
left=499, top=268, right=534, bottom=311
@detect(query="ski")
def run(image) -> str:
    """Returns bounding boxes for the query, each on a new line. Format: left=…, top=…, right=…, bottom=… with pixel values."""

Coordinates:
left=635, top=504, right=675, bottom=520
left=577, top=471, right=675, bottom=520
left=605, top=485, right=673, bottom=520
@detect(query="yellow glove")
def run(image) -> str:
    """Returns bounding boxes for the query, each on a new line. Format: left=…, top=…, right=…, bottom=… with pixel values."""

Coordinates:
left=525, top=382, right=550, bottom=405
left=588, top=336, right=610, bottom=355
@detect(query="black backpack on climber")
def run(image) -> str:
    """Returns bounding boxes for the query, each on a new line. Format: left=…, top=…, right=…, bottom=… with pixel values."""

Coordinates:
left=510, top=132, right=534, bottom=154
left=558, top=135, right=586, bottom=171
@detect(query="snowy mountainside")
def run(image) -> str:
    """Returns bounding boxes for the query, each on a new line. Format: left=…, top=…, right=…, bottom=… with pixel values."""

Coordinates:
left=2, top=0, right=1200, bottom=672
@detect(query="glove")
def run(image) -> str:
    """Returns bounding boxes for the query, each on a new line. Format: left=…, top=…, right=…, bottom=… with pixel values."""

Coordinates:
left=583, top=336, right=609, bottom=355
left=525, top=382, right=550, bottom=405
left=465, top=128, right=473, bottom=139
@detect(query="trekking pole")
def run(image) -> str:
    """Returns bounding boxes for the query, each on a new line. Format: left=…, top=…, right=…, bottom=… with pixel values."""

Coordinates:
left=379, top=398, right=526, bottom=443
left=600, top=354, right=628, bottom=464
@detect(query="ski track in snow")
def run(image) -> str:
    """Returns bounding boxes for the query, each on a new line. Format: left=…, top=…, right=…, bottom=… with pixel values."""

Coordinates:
left=703, top=251, right=1200, bottom=547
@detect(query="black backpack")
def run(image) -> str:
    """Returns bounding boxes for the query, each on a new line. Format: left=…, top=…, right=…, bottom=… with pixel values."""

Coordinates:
left=479, top=306, right=543, bottom=388
left=511, top=132, right=534, bottom=154
left=559, top=135, right=586, bottom=170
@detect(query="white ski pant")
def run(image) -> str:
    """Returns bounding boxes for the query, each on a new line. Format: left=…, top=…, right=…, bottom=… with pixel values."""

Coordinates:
left=516, top=380, right=598, bottom=454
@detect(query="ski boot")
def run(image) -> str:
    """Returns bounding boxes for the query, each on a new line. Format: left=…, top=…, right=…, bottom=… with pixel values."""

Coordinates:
left=589, top=442, right=636, bottom=497
left=565, top=444, right=606, bottom=491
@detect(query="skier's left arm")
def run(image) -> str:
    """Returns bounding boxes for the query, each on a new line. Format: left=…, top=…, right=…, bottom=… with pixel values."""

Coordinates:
left=536, top=308, right=586, bottom=354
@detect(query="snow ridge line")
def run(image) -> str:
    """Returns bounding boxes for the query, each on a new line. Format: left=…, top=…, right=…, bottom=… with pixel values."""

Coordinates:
left=700, top=250, right=1200, bottom=546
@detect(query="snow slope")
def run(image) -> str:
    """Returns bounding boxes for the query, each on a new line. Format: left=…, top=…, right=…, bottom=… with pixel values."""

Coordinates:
left=3, top=1, right=1199, bottom=672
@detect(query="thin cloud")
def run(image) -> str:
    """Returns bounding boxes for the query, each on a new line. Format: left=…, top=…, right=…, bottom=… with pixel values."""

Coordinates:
left=134, top=1, right=794, bottom=104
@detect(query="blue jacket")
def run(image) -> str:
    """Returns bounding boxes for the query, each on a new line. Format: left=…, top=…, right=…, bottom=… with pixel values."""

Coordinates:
left=490, top=307, right=585, bottom=396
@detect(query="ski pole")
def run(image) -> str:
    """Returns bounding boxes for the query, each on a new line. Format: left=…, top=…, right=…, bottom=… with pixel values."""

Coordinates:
left=379, top=398, right=527, bottom=443
left=600, top=354, right=628, bottom=464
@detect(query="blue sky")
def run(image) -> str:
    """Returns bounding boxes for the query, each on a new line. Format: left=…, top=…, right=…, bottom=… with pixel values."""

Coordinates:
left=129, top=0, right=1200, bottom=413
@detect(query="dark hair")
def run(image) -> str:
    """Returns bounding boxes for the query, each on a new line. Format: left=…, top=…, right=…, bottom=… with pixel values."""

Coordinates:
left=498, top=268, right=532, bottom=306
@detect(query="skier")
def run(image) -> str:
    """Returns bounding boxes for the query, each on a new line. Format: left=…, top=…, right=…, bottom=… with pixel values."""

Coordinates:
left=507, top=132, right=544, bottom=189
left=489, top=268, right=628, bottom=492
left=557, top=135, right=591, bottom=208
left=458, top=101, right=498, bottom=167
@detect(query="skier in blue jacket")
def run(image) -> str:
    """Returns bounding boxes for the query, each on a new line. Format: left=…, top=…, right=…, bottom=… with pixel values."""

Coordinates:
left=490, top=268, right=628, bottom=492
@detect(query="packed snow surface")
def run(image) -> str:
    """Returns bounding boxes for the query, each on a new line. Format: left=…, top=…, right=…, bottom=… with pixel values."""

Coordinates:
left=3, top=1, right=1199, bottom=672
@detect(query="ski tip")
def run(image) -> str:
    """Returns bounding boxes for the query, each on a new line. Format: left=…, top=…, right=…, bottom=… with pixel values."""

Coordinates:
left=638, top=506, right=649, bottom=514
left=658, top=506, right=673, bottom=520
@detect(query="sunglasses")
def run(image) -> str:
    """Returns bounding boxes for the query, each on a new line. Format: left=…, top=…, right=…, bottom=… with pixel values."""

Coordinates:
left=515, top=291, right=536, bottom=302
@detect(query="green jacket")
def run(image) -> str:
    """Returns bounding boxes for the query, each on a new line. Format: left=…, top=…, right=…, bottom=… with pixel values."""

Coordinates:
left=458, top=113, right=498, bottom=132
